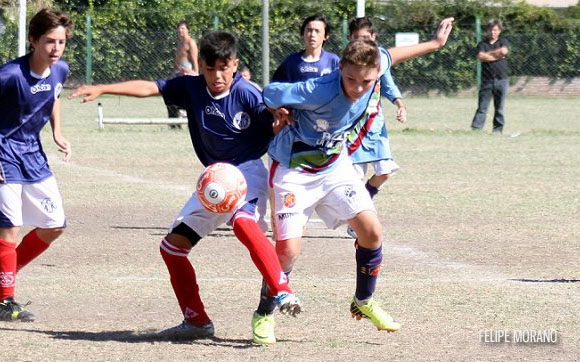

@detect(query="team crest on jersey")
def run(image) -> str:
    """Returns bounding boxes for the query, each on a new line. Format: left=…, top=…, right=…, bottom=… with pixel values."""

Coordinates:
left=282, top=192, right=296, bottom=208
left=30, top=83, right=51, bottom=94
left=54, top=83, right=63, bottom=99
left=314, top=119, right=329, bottom=132
left=233, top=111, right=251, bottom=130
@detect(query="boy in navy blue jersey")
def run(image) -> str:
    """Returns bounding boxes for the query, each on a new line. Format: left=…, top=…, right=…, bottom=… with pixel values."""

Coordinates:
left=0, top=8, right=74, bottom=322
left=71, top=31, right=301, bottom=340
left=272, top=14, right=340, bottom=82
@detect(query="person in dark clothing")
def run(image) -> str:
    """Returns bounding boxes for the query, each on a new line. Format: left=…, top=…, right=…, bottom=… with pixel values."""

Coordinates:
left=471, top=19, right=510, bottom=133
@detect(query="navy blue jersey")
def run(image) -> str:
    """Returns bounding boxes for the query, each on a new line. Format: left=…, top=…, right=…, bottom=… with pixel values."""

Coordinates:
left=272, top=50, right=340, bottom=83
left=0, top=54, right=68, bottom=183
left=156, top=73, right=274, bottom=166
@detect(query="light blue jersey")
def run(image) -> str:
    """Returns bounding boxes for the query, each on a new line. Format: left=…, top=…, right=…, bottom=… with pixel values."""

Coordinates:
left=348, top=46, right=402, bottom=164
left=265, top=49, right=391, bottom=174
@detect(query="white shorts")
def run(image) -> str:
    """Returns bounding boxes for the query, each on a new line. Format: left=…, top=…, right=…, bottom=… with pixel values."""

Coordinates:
left=169, top=159, right=269, bottom=237
left=353, top=159, right=400, bottom=179
left=0, top=176, right=66, bottom=228
left=270, top=157, right=375, bottom=240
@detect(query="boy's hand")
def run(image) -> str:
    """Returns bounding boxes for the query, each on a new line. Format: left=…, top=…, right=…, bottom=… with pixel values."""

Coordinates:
left=433, top=17, right=455, bottom=48
left=396, top=105, right=407, bottom=123
left=272, top=107, right=294, bottom=134
left=68, top=85, right=102, bottom=103
left=53, top=134, right=72, bottom=162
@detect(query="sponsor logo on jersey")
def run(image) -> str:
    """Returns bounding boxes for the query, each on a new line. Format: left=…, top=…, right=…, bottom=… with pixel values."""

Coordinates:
left=300, top=65, right=318, bottom=73
left=54, top=83, right=63, bottom=99
left=282, top=192, right=296, bottom=208
left=317, top=131, right=346, bottom=149
left=277, top=212, right=296, bottom=221
left=30, top=83, right=51, bottom=94
left=314, top=119, right=329, bottom=132
left=204, top=104, right=226, bottom=119
left=233, top=111, right=251, bottom=130
left=41, top=198, right=57, bottom=213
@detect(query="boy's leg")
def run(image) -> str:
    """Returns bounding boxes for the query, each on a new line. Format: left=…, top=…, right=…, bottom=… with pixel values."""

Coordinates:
left=16, top=228, right=63, bottom=272
left=492, top=78, right=509, bottom=133
left=158, top=228, right=214, bottom=340
left=17, top=177, right=67, bottom=272
left=348, top=211, right=400, bottom=332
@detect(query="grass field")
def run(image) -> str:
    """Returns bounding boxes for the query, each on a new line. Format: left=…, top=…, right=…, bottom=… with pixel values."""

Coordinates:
left=1, top=93, right=578, bottom=361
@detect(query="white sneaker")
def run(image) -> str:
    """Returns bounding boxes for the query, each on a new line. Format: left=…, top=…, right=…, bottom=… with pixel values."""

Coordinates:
left=157, top=320, right=214, bottom=340
left=275, top=293, right=302, bottom=317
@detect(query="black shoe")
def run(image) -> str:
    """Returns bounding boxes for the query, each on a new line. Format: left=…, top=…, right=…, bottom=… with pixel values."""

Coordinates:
left=0, top=297, right=35, bottom=322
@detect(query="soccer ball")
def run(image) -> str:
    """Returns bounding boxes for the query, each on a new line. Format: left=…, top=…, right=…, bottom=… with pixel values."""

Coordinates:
left=196, top=162, right=247, bottom=214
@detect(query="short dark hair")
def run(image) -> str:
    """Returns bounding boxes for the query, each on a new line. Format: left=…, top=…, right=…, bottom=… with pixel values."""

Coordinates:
left=348, top=16, right=375, bottom=36
left=199, top=31, right=237, bottom=66
left=486, top=19, right=503, bottom=32
left=300, top=14, right=330, bottom=37
left=177, top=20, right=189, bottom=29
left=28, top=8, right=74, bottom=41
left=340, top=39, right=380, bottom=69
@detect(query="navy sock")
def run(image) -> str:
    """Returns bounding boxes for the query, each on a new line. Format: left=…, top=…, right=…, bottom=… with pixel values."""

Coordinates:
left=355, top=243, right=383, bottom=301
left=256, top=270, right=292, bottom=315
left=365, top=181, right=379, bottom=199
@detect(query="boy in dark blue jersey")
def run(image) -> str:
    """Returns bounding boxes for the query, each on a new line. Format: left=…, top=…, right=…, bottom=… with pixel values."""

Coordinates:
left=272, top=14, right=340, bottom=83
left=0, top=9, right=74, bottom=322
left=70, top=31, right=301, bottom=341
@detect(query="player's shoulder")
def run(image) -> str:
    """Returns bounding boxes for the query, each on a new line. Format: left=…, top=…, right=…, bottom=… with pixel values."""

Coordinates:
left=53, top=59, right=70, bottom=75
left=302, top=70, right=340, bottom=98
left=0, top=56, right=24, bottom=75
left=322, top=50, right=340, bottom=61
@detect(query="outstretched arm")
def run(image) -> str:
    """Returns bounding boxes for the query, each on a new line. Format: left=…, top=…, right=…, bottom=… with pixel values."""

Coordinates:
left=388, top=17, right=454, bottom=66
left=68, top=80, right=161, bottom=103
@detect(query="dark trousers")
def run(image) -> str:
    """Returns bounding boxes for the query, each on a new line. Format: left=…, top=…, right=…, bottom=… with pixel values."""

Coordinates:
left=471, top=78, right=509, bottom=133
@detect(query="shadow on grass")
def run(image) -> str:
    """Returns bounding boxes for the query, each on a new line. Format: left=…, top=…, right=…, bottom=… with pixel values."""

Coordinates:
left=0, top=327, right=259, bottom=348
left=509, top=278, right=580, bottom=283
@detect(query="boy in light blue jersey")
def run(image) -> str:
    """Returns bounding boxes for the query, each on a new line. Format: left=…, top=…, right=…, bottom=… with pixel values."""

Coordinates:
left=251, top=18, right=454, bottom=345
left=0, top=9, right=74, bottom=322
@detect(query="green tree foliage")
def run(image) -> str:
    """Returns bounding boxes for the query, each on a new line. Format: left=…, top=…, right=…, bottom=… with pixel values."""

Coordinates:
left=1, top=0, right=579, bottom=92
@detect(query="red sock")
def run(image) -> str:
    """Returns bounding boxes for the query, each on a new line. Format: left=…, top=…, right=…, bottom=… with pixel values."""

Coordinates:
left=0, top=238, right=17, bottom=300
left=232, top=214, right=291, bottom=297
left=16, top=230, right=50, bottom=273
left=159, top=239, right=211, bottom=325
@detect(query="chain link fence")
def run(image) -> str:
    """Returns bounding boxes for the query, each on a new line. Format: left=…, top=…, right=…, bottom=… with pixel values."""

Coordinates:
left=2, top=5, right=580, bottom=95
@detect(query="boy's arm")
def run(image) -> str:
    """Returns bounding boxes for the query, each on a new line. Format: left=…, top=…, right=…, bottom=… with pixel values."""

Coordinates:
left=393, top=98, right=407, bottom=123
left=387, top=17, right=454, bottom=66
left=69, top=80, right=161, bottom=103
left=50, top=98, right=71, bottom=161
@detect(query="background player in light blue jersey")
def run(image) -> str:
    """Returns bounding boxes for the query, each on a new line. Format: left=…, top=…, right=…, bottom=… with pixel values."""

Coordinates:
left=0, top=9, right=74, bottom=322
left=271, top=14, right=340, bottom=82
left=251, top=18, right=454, bottom=345
left=345, top=16, right=408, bottom=238
left=71, top=31, right=301, bottom=341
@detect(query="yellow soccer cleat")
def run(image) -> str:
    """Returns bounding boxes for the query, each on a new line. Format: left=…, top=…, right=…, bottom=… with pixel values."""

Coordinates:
left=350, top=298, right=401, bottom=332
left=252, top=312, right=276, bottom=345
